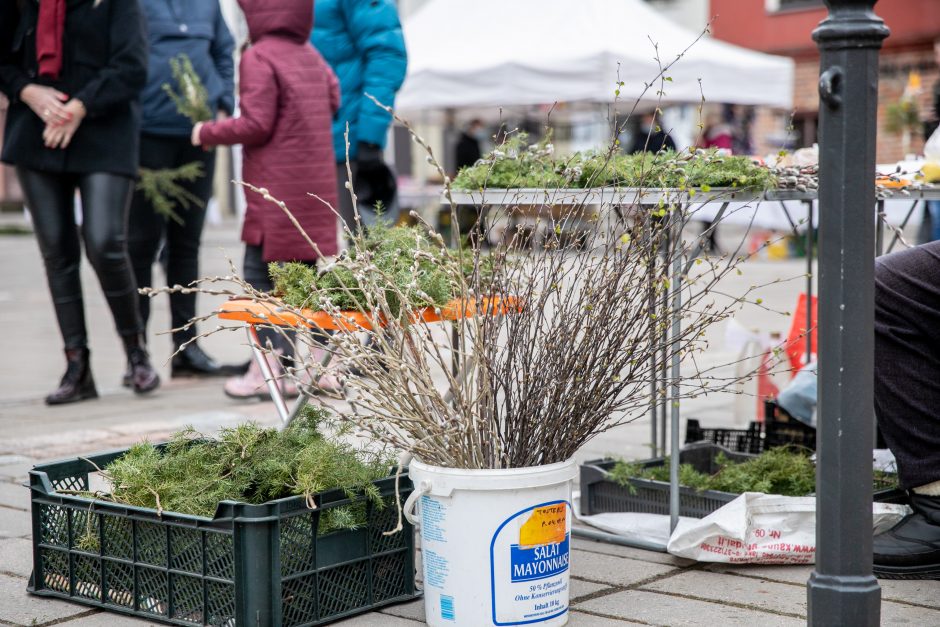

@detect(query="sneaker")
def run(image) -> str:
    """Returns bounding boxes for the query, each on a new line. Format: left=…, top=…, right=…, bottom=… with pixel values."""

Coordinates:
left=223, top=352, right=299, bottom=401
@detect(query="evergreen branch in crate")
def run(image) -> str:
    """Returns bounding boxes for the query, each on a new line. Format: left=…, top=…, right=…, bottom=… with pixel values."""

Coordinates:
left=162, top=53, right=212, bottom=124
left=138, top=162, right=206, bottom=225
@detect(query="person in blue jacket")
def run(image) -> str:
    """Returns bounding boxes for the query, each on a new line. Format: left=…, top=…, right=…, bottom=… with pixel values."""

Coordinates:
left=311, top=0, right=408, bottom=232
left=128, top=0, right=243, bottom=379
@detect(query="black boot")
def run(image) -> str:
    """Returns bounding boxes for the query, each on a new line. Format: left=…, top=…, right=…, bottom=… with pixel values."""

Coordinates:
left=171, top=343, right=247, bottom=378
left=873, top=492, right=940, bottom=580
left=122, top=336, right=160, bottom=395
left=46, top=348, right=98, bottom=405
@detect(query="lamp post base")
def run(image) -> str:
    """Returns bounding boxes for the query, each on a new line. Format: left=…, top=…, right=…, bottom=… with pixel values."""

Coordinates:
left=807, top=572, right=881, bottom=626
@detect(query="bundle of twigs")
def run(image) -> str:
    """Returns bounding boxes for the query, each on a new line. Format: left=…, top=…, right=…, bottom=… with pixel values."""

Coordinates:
left=149, top=43, right=797, bottom=470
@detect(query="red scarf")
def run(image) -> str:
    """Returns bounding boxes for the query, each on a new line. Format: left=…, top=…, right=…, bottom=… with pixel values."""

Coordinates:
left=37, top=0, right=67, bottom=80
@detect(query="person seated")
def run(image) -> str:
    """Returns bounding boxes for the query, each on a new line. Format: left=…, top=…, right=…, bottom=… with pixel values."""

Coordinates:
left=872, top=240, right=940, bottom=579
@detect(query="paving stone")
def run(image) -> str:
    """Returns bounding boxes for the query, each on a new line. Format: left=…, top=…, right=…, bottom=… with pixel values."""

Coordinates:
left=643, top=570, right=806, bottom=617
left=570, top=577, right=612, bottom=600
left=380, top=598, right=425, bottom=622
left=0, top=505, right=31, bottom=539
left=706, top=563, right=940, bottom=610
left=0, top=461, right=35, bottom=483
left=577, top=589, right=804, bottom=626
left=333, top=612, right=421, bottom=625
left=0, top=537, right=35, bottom=578
left=572, top=536, right=695, bottom=567
left=0, top=479, right=30, bottom=511
left=0, top=572, right=88, bottom=625
left=879, top=579, right=940, bottom=610
left=571, top=551, right=677, bottom=587
left=881, top=600, right=940, bottom=625
left=569, top=611, right=649, bottom=625
left=0, top=455, right=33, bottom=466
left=55, top=610, right=154, bottom=625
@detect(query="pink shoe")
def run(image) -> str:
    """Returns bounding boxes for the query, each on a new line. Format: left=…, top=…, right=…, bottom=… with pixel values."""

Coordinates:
left=307, top=346, right=344, bottom=394
left=223, top=352, right=299, bottom=400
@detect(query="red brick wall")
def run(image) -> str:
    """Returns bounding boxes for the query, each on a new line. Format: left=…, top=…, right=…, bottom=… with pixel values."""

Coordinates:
left=710, top=0, right=940, bottom=57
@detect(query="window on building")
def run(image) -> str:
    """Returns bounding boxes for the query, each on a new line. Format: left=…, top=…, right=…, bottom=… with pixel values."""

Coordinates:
left=767, top=0, right=824, bottom=12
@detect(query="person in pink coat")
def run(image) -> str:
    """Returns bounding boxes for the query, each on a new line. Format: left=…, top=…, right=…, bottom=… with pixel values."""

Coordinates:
left=192, top=0, right=340, bottom=399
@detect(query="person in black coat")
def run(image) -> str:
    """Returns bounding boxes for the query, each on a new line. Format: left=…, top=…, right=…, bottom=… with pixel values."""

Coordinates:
left=0, top=0, right=160, bottom=404
left=455, top=118, right=484, bottom=172
left=628, top=111, right=677, bottom=155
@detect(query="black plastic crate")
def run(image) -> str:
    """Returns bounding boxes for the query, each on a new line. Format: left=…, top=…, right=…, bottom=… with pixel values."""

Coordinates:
left=27, top=446, right=419, bottom=626
left=580, top=442, right=755, bottom=518
left=580, top=441, right=900, bottom=519
left=684, top=419, right=764, bottom=454
left=684, top=402, right=817, bottom=454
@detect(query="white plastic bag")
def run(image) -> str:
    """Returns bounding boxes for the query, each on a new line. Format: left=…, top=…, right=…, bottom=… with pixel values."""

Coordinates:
left=666, top=492, right=909, bottom=564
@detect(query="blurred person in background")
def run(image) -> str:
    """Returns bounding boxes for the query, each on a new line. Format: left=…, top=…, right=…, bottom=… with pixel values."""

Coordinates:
left=629, top=110, right=676, bottom=155
left=455, top=118, right=484, bottom=172
left=311, top=0, right=407, bottom=233
left=128, top=0, right=244, bottom=381
left=193, top=0, right=341, bottom=400
left=698, top=107, right=734, bottom=152
left=0, top=0, right=160, bottom=404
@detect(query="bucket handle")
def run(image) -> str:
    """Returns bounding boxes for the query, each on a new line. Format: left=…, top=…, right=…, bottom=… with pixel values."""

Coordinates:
left=403, top=480, right=430, bottom=527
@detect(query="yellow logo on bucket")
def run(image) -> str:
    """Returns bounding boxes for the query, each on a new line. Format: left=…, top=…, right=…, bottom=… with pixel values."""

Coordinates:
left=519, top=503, right=567, bottom=547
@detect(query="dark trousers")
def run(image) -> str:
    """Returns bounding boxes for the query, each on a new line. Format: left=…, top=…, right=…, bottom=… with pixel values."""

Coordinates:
left=242, top=244, right=326, bottom=361
left=18, top=168, right=142, bottom=350
left=875, top=240, right=940, bottom=489
left=128, top=134, right=215, bottom=347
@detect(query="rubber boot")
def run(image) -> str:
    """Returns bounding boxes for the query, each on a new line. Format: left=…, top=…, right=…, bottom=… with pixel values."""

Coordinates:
left=46, top=347, right=98, bottom=405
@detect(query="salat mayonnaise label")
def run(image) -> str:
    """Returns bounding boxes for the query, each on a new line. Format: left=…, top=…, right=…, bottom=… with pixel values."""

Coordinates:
left=489, top=501, right=570, bottom=625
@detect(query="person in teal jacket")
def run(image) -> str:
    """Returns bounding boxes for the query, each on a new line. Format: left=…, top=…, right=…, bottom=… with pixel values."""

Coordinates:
left=311, top=0, right=408, bottom=231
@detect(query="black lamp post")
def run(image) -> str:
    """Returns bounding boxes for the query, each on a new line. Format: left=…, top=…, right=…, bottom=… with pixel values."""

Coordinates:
left=808, top=1, right=889, bottom=626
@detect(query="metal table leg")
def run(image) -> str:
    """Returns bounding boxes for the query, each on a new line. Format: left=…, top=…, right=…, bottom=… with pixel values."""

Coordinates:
left=246, top=325, right=311, bottom=427
left=885, top=199, right=921, bottom=255
left=669, top=208, right=683, bottom=533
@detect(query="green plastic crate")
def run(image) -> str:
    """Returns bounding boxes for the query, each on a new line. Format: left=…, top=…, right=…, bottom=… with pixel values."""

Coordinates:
left=27, top=446, right=419, bottom=626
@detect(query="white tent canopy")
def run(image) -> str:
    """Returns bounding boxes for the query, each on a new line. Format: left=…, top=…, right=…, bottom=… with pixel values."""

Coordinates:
left=397, top=0, right=794, bottom=111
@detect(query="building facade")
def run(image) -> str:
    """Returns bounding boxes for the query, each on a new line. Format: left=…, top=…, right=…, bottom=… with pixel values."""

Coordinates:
left=710, top=0, right=940, bottom=162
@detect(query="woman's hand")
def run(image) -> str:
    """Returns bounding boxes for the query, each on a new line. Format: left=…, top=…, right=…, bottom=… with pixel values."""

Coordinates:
left=19, top=84, right=70, bottom=126
left=42, top=99, right=86, bottom=149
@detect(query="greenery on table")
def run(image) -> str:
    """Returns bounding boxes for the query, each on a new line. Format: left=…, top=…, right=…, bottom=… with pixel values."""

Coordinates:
left=90, top=407, right=393, bottom=529
left=270, top=223, right=479, bottom=315
left=608, top=447, right=898, bottom=497
left=452, top=132, right=777, bottom=191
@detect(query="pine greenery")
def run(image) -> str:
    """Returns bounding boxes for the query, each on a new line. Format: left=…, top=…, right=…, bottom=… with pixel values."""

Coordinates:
left=100, top=407, right=393, bottom=531
left=162, top=53, right=212, bottom=125
left=452, top=132, right=777, bottom=191
left=609, top=447, right=897, bottom=497
left=137, top=162, right=206, bottom=225
left=269, top=223, right=472, bottom=315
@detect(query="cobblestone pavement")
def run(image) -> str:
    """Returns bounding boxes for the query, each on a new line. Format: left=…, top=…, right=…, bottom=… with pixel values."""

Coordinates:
left=1, top=222, right=939, bottom=625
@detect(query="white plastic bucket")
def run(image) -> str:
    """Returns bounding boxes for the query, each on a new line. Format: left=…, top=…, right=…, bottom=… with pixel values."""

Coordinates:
left=405, top=458, right=577, bottom=627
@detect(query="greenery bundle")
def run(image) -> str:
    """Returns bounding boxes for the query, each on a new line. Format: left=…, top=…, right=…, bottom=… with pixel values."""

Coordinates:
left=94, top=408, right=394, bottom=530
left=137, top=162, right=206, bottom=225
left=452, top=132, right=777, bottom=191
left=608, top=447, right=897, bottom=496
left=269, top=223, right=479, bottom=315
left=162, top=53, right=212, bottom=125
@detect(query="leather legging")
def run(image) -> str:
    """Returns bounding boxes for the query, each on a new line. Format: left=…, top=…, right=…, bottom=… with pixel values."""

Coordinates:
left=18, top=168, right=143, bottom=350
